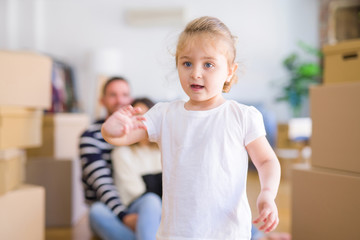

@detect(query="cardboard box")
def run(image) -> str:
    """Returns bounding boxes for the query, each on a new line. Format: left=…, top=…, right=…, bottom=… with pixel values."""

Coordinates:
left=276, top=123, right=308, bottom=150
left=323, top=39, right=360, bottom=84
left=0, top=184, right=45, bottom=240
left=0, top=107, right=43, bottom=150
left=27, top=113, right=89, bottom=159
left=276, top=124, right=290, bottom=148
left=278, top=156, right=303, bottom=179
left=0, top=149, right=25, bottom=196
left=25, top=157, right=88, bottom=227
left=292, top=164, right=360, bottom=240
left=0, top=50, right=52, bottom=108
left=310, top=83, right=360, bottom=173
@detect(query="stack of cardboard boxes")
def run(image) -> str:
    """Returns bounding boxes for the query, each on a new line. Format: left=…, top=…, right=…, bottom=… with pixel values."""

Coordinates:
left=0, top=50, right=52, bottom=240
left=291, top=39, right=360, bottom=239
left=0, top=50, right=91, bottom=239
left=25, top=113, right=90, bottom=227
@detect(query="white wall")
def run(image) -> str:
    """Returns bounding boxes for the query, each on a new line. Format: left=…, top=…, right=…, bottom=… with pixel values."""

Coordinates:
left=0, top=0, right=319, bottom=122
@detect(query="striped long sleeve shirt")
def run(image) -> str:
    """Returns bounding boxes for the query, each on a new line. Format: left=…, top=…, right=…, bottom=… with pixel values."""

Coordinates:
left=79, top=119, right=128, bottom=220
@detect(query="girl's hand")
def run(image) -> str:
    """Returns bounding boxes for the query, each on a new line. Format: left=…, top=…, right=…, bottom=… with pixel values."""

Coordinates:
left=253, top=190, right=279, bottom=233
left=102, top=105, right=146, bottom=138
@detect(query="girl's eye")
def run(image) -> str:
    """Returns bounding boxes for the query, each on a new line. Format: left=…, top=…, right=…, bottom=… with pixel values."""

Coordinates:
left=184, top=62, right=192, bottom=67
left=204, top=63, right=213, bottom=68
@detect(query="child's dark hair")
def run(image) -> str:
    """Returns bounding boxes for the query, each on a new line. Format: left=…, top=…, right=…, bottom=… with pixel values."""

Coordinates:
left=102, top=76, right=128, bottom=96
left=131, top=97, right=155, bottom=110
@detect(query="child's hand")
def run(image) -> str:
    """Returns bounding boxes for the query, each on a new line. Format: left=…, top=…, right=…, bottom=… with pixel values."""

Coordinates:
left=102, top=105, right=146, bottom=138
left=253, top=190, right=279, bottom=233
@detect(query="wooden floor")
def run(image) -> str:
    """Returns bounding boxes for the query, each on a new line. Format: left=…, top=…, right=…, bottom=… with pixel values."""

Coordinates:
left=45, top=214, right=94, bottom=240
left=46, top=170, right=291, bottom=240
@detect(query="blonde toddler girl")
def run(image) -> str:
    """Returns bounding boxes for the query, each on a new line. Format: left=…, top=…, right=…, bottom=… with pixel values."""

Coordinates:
left=102, top=16, right=281, bottom=240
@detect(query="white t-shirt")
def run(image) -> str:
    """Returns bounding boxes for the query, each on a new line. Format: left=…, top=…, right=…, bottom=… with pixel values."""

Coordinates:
left=144, top=100, right=266, bottom=240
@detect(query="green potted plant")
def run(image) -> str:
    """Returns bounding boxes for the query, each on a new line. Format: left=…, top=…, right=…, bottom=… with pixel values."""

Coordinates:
left=276, top=42, right=322, bottom=117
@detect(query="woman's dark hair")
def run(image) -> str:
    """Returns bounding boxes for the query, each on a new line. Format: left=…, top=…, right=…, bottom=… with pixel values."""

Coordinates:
left=102, top=76, right=128, bottom=96
left=131, top=97, right=155, bottom=110
left=131, top=97, right=158, bottom=148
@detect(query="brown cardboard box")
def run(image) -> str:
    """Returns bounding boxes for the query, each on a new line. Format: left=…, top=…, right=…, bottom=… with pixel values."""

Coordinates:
left=25, top=157, right=88, bottom=227
left=0, top=184, right=45, bottom=240
left=0, top=107, right=43, bottom=150
left=276, top=123, right=308, bottom=150
left=278, top=156, right=303, bottom=179
left=291, top=164, right=360, bottom=240
left=0, top=149, right=25, bottom=196
left=276, top=123, right=309, bottom=179
left=0, top=50, right=52, bottom=108
left=276, top=124, right=290, bottom=148
left=310, top=82, right=360, bottom=173
left=323, top=39, right=360, bottom=84
left=27, top=113, right=89, bottom=159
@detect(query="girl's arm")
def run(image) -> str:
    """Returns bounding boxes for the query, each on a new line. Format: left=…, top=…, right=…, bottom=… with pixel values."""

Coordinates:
left=101, top=105, right=148, bottom=146
left=246, top=136, right=281, bottom=233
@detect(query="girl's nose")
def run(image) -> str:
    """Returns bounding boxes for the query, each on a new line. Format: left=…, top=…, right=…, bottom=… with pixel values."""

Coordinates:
left=191, top=66, right=202, bottom=79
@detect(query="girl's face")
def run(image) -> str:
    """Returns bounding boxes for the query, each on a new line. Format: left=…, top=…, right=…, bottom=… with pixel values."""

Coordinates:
left=177, top=34, right=237, bottom=109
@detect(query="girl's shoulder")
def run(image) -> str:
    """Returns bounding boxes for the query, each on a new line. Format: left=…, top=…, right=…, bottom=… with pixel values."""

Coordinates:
left=226, top=100, right=263, bottom=119
left=227, top=100, right=259, bottom=112
left=151, top=99, right=184, bottom=111
left=145, top=100, right=185, bottom=119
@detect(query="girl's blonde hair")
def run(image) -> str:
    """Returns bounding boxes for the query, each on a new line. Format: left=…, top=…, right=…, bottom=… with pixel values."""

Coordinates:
left=176, top=16, right=238, bottom=93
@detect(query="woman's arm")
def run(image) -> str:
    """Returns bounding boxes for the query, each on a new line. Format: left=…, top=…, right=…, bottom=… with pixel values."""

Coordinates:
left=246, top=136, right=281, bottom=232
left=102, top=105, right=148, bottom=146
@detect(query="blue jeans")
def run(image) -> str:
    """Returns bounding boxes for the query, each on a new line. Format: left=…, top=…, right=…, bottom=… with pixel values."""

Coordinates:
left=89, top=192, right=162, bottom=240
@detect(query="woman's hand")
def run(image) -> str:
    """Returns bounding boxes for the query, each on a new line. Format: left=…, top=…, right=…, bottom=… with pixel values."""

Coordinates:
left=123, top=213, right=138, bottom=232
left=253, top=190, right=279, bottom=233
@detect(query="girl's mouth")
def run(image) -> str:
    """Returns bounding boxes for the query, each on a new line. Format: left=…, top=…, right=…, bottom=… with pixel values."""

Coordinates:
left=191, top=84, right=204, bottom=90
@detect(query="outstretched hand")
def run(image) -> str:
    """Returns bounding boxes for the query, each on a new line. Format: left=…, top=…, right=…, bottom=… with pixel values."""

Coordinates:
left=253, top=190, right=279, bottom=233
left=102, top=105, right=147, bottom=139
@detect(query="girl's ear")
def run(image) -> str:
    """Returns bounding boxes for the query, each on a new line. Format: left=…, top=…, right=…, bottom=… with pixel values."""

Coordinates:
left=227, top=63, right=238, bottom=82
